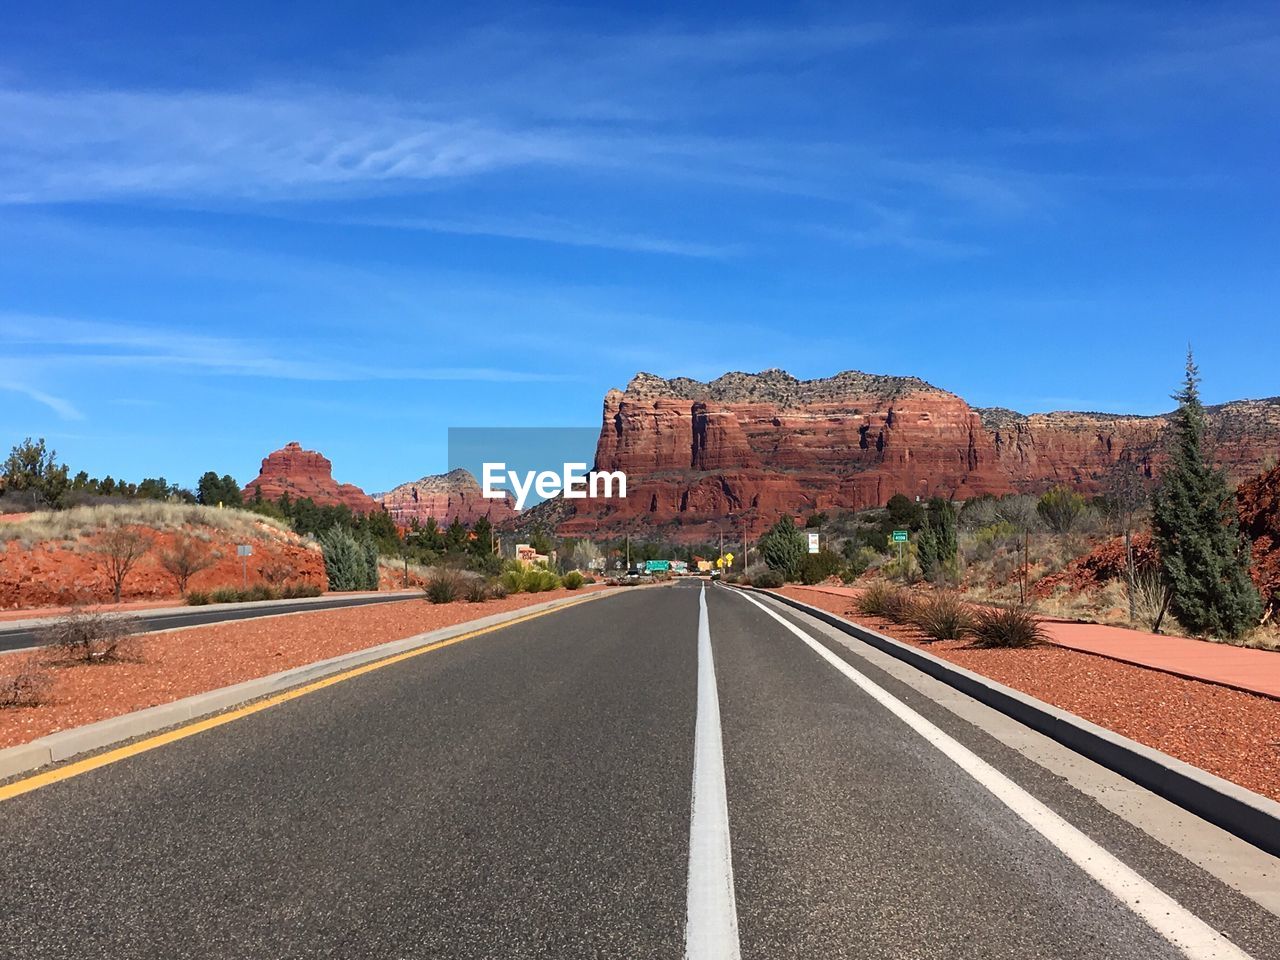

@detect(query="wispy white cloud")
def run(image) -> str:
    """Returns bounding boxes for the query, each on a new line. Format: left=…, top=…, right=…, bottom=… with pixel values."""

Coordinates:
left=337, top=214, right=738, bottom=259
left=0, top=314, right=577, bottom=385
left=0, top=380, right=84, bottom=420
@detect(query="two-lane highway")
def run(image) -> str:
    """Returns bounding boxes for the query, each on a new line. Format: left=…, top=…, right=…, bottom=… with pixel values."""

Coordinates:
left=1, top=582, right=1277, bottom=958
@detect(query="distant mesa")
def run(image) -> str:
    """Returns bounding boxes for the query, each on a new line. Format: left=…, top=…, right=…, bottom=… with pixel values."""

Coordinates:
left=545, top=367, right=1280, bottom=539
left=376, top=468, right=518, bottom=528
left=243, top=442, right=381, bottom=515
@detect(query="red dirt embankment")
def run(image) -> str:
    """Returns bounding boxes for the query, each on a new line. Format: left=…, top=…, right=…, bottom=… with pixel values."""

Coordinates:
left=0, top=505, right=324, bottom=609
left=776, top=586, right=1280, bottom=803
left=0, top=585, right=606, bottom=749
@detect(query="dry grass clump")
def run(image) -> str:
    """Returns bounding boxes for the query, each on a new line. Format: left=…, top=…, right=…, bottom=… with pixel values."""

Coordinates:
left=0, top=501, right=294, bottom=547
left=910, top=592, right=974, bottom=641
left=36, top=609, right=140, bottom=663
left=0, top=653, right=53, bottom=707
left=970, top=606, right=1048, bottom=648
left=854, top=580, right=916, bottom=623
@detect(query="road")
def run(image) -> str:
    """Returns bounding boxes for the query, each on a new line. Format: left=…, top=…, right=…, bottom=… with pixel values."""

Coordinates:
left=0, top=592, right=419, bottom=653
left=2, top=582, right=1277, bottom=958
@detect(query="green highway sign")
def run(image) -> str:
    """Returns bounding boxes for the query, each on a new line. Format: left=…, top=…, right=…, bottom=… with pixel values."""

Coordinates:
left=645, top=559, right=671, bottom=573
left=891, top=529, right=909, bottom=543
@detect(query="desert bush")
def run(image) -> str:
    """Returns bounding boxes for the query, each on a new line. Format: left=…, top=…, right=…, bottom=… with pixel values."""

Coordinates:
left=464, top=577, right=492, bottom=602
left=281, top=582, right=322, bottom=599
left=751, top=568, right=785, bottom=588
left=258, top=559, right=296, bottom=585
left=910, top=592, right=974, bottom=641
left=499, top=568, right=525, bottom=594
left=854, top=581, right=915, bottom=622
left=488, top=580, right=510, bottom=599
left=562, top=570, right=586, bottom=590
left=244, top=583, right=278, bottom=602
left=158, top=534, right=219, bottom=595
left=1132, top=567, right=1173, bottom=632
left=525, top=568, right=561, bottom=593
left=186, top=590, right=212, bottom=606
left=0, top=653, right=53, bottom=707
left=970, top=606, right=1047, bottom=648
left=799, top=548, right=843, bottom=585
left=425, top=572, right=463, bottom=604
left=210, top=586, right=242, bottom=604
left=1037, top=486, right=1088, bottom=535
left=38, top=609, right=139, bottom=663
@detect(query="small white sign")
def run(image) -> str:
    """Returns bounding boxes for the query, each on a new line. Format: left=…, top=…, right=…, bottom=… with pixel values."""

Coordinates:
left=236, top=544, right=253, bottom=557
left=807, top=532, right=820, bottom=554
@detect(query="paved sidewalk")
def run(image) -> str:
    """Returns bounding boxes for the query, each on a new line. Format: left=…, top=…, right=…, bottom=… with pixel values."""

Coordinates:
left=790, top=584, right=1280, bottom=701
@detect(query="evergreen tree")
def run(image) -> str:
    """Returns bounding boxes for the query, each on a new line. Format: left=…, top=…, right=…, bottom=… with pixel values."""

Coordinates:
left=1151, top=352, right=1261, bottom=638
left=362, top=538, right=381, bottom=590
left=760, top=515, right=807, bottom=581
left=470, top=516, right=494, bottom=556
left=319, top=526, right=367, bottom=591
left=2, top=437, right=70, bottom=509
left=917, top=497, right=958, bottom=582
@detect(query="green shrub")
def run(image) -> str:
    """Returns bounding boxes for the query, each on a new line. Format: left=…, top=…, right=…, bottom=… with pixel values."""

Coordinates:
left=910, top=592, right=974, bottom=641
left=280, top=582, right=322, bottom=599
left=186, top=590, right=211, bottom=606
left=562, top=570, right=586, bottom=590
left=970, top=606, right=1047, bottom=648
left=362, top=538, right=380, bottom=591
left=752, top=569, right=785, bottom=588
left=499, top=569, right=525, bottom=594
left=523, top=567, right=560, bottom=593
left=319, top=526, right=367, bottom=592
left=210, top=586, right=242, bottom=604
left=245, top=583, right=279, bottom=602
left=799, top=548, right=843, bottom=585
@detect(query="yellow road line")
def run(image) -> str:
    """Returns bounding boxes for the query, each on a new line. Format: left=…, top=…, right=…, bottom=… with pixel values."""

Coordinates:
left=0, top=594, right=601, bottom=803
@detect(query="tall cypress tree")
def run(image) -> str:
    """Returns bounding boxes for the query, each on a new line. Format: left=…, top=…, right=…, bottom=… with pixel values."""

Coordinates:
left=1151, top=351, right=1261, bottom=638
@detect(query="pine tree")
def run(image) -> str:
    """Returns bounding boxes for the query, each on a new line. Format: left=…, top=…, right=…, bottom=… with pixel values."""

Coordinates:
left=760, top=515, right=806, bottom=581
left=1151, top=351, right=1261, bottom=638
left=319, top=526, right=367, bottom=591
left=917, top=497, right=958, bottom=582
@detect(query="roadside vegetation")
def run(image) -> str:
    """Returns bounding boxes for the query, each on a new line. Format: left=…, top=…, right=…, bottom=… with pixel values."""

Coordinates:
left=724, top=351, right=1275, bottom=652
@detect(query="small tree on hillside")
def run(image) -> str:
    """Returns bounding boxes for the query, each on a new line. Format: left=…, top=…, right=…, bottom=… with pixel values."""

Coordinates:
left=1037, top=485, right=1087, bottom=535
left=197, top=472, right=243, bottom=508
left=1152, top=351, right=1261, bottom=638
left=760, top=516, right=806, bottom=581
left=94, top=524, right=150, bottom=603
left=158, top=534, right=219, bottom=595
left=2, top=437, right=70, bottom=510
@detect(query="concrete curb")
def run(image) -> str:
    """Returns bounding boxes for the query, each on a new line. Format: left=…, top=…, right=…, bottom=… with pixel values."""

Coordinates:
left=740, top=585, right=1280, bottom=859
left=0, top=589, right=615, bottom=783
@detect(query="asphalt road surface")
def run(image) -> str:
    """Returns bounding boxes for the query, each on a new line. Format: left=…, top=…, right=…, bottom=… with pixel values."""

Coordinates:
left=2, top=582, right=1277, bottom=958
left=0, top=592, right=419, bottom=653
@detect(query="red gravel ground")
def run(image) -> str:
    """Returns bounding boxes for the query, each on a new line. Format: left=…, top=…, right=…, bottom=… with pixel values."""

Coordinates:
left=0, top=585, right=606, bottom=750
left=776, top=586, right=1280, bottom=803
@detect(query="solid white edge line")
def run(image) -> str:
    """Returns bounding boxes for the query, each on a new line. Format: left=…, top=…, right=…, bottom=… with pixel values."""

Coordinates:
left=730, top=587, right=1254, bottom=960
left=684, top=584, right=742, bottom=960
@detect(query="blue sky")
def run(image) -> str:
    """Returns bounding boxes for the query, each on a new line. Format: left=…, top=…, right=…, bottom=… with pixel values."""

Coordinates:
left=2, top=2, right=1277, bottom=492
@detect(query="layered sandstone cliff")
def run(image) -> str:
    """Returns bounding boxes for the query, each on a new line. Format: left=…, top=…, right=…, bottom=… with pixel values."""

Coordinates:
left=377, top=469, right=518, bottom=528
left=243, top=442, right=381, bottom=514
left=551, top=369, right=1280, bottom=537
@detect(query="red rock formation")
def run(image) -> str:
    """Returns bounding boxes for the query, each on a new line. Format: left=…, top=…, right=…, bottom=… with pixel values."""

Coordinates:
left=377, top=469, right=518, bottom=528
left=551, top=370, right=1280, bottom=539
left=1237, top=463, right=1280, bottom=616
left=243, top=442, right=380, bottom=514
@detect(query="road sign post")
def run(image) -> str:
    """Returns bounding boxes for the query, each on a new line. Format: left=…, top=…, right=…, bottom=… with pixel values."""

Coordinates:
left=236, top=544, right=253, bottom=589
left=891, top=529, right=908, bottom=572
